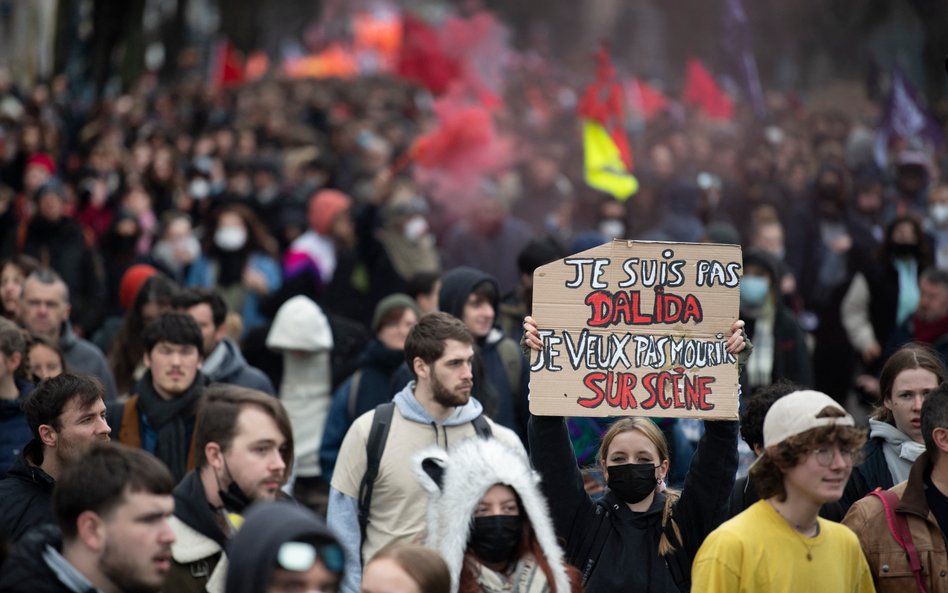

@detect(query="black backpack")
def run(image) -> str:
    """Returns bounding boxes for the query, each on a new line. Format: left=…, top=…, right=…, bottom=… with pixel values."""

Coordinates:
left=355, top=402, right=492, bottom=561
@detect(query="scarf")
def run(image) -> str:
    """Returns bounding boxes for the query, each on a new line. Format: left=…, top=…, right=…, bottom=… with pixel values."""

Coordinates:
left=913, top=313, right=948, bottom=346
left=869, top=418, right=925, bottom=483
left=475, top=556, right=550, bottom=593
left=136, top=370, right=207, bottom=481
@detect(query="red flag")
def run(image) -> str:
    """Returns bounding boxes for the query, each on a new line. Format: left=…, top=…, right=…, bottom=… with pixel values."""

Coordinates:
left=578, top=46, right=633, bottom=170
left=683, top=59, right=733, bottom=120
left=213, top=39, right=245, bottom=88
left=627, top=78, right=670, bottom=120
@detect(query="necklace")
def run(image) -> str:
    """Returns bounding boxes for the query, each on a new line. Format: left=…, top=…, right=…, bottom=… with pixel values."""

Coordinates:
left=768, top=501, right=820, bottom=560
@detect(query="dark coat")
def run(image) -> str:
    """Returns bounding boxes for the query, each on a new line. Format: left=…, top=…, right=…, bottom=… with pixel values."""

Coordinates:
left=740, top=304, right=813, bottom=397
left=21, top=216, right=106, bottom=336
left=0, top=448, right=56, bottom=544
left=839, top=436, right=893, bottom=518
left=529, top=415, right=738, bottom=593
left=0, top=378, right=35, bottom=475
left=0, top=524, right=81, bottom=593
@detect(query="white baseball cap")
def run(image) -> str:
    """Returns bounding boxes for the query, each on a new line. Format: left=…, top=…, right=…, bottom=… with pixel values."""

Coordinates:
left=763, top=390, right=854, bottom=448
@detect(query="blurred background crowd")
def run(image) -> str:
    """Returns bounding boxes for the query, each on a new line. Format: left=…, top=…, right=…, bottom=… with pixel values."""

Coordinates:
left=0, top=0, right=947, bottom=454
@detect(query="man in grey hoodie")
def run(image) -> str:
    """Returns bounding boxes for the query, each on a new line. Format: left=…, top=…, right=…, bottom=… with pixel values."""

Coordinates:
left=327, top=312, right=523, bottom=593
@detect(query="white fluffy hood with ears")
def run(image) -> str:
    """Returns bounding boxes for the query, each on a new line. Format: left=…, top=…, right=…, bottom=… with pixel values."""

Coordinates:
left=413, top=437, right=570, bottom=593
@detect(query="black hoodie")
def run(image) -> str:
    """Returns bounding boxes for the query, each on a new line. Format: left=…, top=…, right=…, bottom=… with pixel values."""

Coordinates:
left=225, top=501, right=343, bottom=593
left=438, top=266, right=527, bottom=441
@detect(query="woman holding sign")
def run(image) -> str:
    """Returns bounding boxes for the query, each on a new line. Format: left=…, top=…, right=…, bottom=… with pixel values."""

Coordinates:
left=523, top=316, right=746, bottom=593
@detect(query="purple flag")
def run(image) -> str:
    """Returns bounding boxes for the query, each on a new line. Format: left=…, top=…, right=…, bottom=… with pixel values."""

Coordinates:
left=874, top=68, right=946, bottom=169
left=721, top=0, right=765, bottom=117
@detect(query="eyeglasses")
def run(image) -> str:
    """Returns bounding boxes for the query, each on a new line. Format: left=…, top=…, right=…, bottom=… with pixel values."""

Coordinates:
left=811, top=446, right=856, bottom=467
left=276, top=541, right=345, bottom=574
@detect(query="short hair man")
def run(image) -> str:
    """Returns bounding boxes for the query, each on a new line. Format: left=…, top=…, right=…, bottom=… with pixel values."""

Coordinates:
left=887, top=268, right=948, bottom=367
left=0, top=374, right=111, bottom=543
left=328, top=312, right=523, bottom=593
left=173, top=288, right=275, bottom=394
left=21, top=269, right=118, bottom=401
left=843, top=382, right=948, bottom=592
left=0, top=444, right=176, bottom=593
left=692, top=390, right=874, bottom=592
left=110, top=313, right=208, bottom=482
left=165, top=385, right=294, bottom=593
left=226, top=501, right=345, bottom=593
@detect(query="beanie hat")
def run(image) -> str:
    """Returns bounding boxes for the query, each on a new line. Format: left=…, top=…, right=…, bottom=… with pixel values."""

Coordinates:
left=307, top=189, right=352, bottom=235
left=26, top=153, right=56, bottom=176
left=118, top=264, right=158, bottom=311
left=371, top=293, right=420, bottom=334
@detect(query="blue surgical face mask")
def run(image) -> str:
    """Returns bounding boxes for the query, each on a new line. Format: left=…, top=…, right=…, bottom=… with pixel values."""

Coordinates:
left=741, top=276, right=770, bottom=309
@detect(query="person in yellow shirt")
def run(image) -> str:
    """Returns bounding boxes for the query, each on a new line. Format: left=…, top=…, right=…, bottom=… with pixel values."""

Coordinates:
left=692, top=390, right=876, bottom=593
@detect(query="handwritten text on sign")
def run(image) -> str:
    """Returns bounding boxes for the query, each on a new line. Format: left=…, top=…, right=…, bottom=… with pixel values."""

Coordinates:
left=529, top=241, right=742, bottom=419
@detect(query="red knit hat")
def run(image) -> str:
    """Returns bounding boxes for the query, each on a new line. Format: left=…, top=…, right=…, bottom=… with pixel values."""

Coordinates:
left=307, top=189, right=352, bottom=235
left=26, top=153, right=56, bottom=176
left=118, top=264, right=158, bottom=311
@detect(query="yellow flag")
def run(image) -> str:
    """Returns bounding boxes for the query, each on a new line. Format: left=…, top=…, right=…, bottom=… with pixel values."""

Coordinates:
left=583, top=120, right=638, bottom=201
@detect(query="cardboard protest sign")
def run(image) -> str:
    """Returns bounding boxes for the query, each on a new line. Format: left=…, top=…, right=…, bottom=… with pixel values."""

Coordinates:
left=529, top=240, right=742, bottom=419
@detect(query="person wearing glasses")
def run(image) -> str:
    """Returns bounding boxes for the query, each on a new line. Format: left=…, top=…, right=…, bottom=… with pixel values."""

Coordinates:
left=692, top=390, right=874, bottom=592
left=226, top=501, right=345, bottom=593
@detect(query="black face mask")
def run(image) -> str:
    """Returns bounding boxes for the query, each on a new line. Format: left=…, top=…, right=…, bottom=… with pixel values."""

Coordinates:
left=219, top=480, right=252, bottom=514
left=607, top=462, right=658, bottom=504
left=469, top=515, right=523, bottom=565
left=890, top=242, right=920, bottom=260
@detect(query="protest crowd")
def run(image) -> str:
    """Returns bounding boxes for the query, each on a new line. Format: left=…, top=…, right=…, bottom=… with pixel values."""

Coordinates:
left=2, top=0, right=948, bottom=592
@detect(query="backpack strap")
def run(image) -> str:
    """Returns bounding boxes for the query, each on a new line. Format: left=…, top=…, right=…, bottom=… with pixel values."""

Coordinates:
left=569, top=499, right=613, bottom=587
left=357, top=402, right=395, bottom=564
left=869, top=488, right=928, bottom=593
left=346, top=370, right=364, bottom=420
left=496, top=337, right=523, bottom=395
left=471, top=413, right=493, bottom=439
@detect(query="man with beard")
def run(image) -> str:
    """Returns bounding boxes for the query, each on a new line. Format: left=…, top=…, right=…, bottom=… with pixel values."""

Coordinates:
left=110, top=313, right=208, bottom=482
left=328, top=312, right=523, bottom=593
left=0, top=444, right=176, bottom=593
left=165, top=385, right=294, bottom=593
left=0, top=374, right=112, bottom=544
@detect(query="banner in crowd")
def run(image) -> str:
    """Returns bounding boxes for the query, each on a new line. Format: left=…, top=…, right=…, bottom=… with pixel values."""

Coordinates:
left=529, top=240, right=742, bottom=419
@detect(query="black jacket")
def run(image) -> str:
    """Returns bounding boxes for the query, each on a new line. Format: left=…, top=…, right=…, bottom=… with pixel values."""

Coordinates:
left=529, top=415, right=738, bottom=593
left=0, top=524, right=85, bottom=593
left=839, top=436, right=893, bottom=517
left=740, top=303, right=813, bottom=397
left=0, top=448, right=56, bottom=544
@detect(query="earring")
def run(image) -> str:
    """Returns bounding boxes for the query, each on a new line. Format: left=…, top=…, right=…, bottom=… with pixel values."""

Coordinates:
left=657, top=478, right=667, bottom=493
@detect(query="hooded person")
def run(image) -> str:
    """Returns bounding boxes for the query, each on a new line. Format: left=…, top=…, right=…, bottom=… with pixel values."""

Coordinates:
left=266, top=295, right=334, bottom=495
left=225, top=501, right=345, bottom=593
left=437, top=267, right=528, bottom=442
left=414, top=438, right=580, bottom=593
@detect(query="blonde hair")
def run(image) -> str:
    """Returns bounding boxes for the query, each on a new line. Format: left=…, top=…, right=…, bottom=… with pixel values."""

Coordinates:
left=598, top=418, right=683, bottom=556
